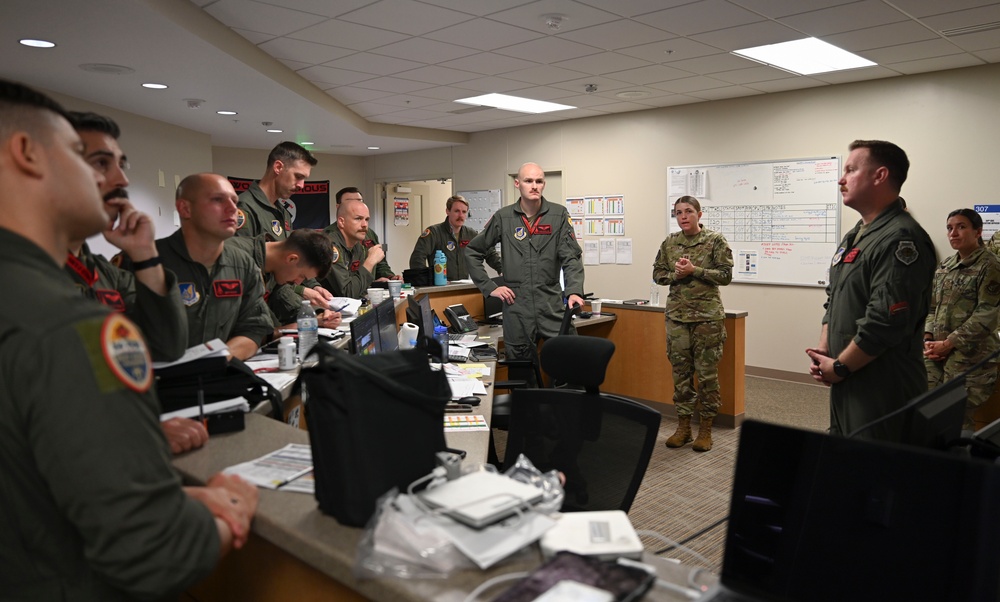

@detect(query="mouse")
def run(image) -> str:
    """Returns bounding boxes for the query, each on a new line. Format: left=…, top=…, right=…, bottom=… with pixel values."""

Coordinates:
left=458, top=396, right=481, bottom=406
left=578, top=311, right=593, bottom=319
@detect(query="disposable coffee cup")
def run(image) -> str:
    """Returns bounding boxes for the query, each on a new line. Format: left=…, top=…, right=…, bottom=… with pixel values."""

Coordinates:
left=388, top=280, right=402, bottom=298
left=591, top=299, right=602, bottom=315
left=367, top=288, right=382, bottom=304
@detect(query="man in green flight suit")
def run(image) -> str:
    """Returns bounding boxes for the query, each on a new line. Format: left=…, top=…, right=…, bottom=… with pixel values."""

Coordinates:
left=335, top=186, right=400, bottom=281
left=0, top=79, right=258, bottom=602
left=322, top=197, right=382, bottom=298
left=409, top=194, right=502, bottom=280
left=466, top=162, right=585, bottom=361
left=806, top=140, right=936, bottom=442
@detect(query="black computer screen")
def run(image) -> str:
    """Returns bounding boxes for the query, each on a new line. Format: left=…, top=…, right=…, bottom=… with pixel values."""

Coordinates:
left=375, top=297, right=399, bottom=353
left=406, top=294, right=434, bottom=340
left=349, top=308, right=380, bottom=355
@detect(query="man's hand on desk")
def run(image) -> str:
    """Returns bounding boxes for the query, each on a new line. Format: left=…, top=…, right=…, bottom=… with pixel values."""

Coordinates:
left=318, top=310, right=342, bottom=329
left=302, top=285, right=332, bottom=307
left=186, top=473, right=259, bottom=552
left=162, top=417, right=209, bottom=455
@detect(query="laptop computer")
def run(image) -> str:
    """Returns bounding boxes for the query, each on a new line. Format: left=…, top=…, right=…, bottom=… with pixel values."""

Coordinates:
left=349, top=308, right=380, bottom=355
left=374, top=297, right=399, bottom=353
left=702, top=420, right=1000, bottom=601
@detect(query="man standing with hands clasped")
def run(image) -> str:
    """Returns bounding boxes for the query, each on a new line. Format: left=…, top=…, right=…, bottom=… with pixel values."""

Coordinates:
left=806, top=140, right=935, bottom=442
left=466, top=162, right=584, bottom=361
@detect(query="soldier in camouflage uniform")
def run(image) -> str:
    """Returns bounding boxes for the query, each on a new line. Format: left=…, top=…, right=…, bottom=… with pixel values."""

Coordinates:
left=925, top=209, right=1000, bottom=431
left=653, top=196, right=733, bottom=452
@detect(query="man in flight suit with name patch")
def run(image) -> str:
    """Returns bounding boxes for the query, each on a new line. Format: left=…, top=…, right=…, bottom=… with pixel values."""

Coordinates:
left=466, top=163, right=585, bottom=360
left=410, top=194, right=502, bottom=280
left=806, top=140, right=936, bottom=442
left=322, top=198, right=383, bottom=298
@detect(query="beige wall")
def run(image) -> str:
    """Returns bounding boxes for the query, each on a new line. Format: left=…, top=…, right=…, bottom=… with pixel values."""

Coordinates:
left=363, top=62, right=1000, bottom=376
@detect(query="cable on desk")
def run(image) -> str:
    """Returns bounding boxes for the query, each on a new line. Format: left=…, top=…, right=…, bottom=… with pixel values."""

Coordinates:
left=636, top=529, right=712, bottom=568
left=651, top=515, right=729, bottom=555
left=462, top=571, right=529, bottom=602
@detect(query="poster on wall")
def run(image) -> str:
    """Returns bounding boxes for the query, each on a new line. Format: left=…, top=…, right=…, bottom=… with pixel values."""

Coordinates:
left=394, top=198, right=409, bottom=226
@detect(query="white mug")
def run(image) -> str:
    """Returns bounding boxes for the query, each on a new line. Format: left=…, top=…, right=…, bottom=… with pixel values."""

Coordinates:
left=591, top=299, right=602, bottom=315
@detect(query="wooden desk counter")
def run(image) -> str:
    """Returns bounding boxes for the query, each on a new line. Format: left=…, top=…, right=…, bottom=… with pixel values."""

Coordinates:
left=177, top=414, right=706, bottom=602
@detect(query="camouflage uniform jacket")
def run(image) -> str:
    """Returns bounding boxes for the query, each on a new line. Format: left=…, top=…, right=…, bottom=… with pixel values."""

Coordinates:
left=235, top=181, right=292, bottom=240
left=925, top=246, right=1000, bottom=362
left=653, top=228, right=733, bottom=323
left=320, top=224, right=373, bottom=298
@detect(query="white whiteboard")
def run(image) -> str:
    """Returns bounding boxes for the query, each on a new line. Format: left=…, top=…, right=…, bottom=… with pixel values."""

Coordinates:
left=458, top=189, right=502, bottom=231
left=667, top=157, right=841, bottom=287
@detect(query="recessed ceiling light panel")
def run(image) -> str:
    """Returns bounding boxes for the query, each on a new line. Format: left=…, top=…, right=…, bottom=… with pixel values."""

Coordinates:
left=20, top=39, right=55, bottom=48
left=267, top=129, right=283, bottom=133
left=732, top=38, right=875, bottom=75
left=217, top=110, right=237, bottom=115
left=142, top=82, right=168, bottom=89
left=454, top=93, right=575, bottom=114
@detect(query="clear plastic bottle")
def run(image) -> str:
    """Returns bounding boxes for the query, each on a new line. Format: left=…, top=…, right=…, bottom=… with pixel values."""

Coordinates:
left=297, top=300, right=318, bottom=361
left=650, top=281, right=660, bottom=306
left=434, top=324, right=449, bottom=363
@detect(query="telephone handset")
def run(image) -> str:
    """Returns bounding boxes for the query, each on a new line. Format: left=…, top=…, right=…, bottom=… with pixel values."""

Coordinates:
left=444, top=304, right=477, bottom=333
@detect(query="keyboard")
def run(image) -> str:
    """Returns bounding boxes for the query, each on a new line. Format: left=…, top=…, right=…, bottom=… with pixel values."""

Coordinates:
left=449, top=332, right=477, bottom=344
left=447, top=345, right=471, bottom=362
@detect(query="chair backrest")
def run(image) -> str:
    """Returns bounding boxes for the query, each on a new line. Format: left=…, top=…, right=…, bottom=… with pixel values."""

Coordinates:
left=541, top=335, right=614, bottom=393
left=503, top=388, right=661, bottom=513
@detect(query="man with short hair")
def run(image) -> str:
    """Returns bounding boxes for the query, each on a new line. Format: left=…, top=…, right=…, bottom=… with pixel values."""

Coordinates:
left=64, top=111, right=187, bottom=362
left=0, top=79, right=258, bottom=601
left=466, top=163, right=585, bottom=361
left=336, top=186, right=400, bottom=281
left=149, top=173, right=272, bottom=360
left=322, top=198, right=384, bottom=298
left=235, top=141, right=316, bottom=241
left=227, top=229, right=341, bottom=328
left=807, top=140, right=936, bottom=441
left=409, top=194, right=502, bottom=280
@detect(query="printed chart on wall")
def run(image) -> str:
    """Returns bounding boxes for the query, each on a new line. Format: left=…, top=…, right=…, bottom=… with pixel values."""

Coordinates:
left=566, top=194, right=631, bottom=265
left=667, top=157, right=841, bottom=287
left=458, top=189, right=503, bottom=231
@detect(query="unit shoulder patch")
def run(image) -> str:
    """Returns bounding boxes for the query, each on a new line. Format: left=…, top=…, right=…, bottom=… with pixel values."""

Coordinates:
left=100, top=313, right=152, bottom=393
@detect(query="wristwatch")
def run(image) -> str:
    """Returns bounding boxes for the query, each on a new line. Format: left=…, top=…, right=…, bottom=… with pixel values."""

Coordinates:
left=833, top=360, right=851, bottom=378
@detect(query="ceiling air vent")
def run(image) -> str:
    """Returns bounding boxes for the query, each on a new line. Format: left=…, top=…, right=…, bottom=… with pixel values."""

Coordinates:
left=940, top=21, right=1000, bottom=36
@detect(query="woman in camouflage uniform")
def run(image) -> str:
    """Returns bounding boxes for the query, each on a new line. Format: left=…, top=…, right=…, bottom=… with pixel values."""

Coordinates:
left=924, top=208, right=1000, bottom=431
left=653, top=196, right=733, bottom=451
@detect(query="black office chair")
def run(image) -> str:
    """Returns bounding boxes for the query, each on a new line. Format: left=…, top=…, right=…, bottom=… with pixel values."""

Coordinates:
left=502, top=336, right=662, bottom=513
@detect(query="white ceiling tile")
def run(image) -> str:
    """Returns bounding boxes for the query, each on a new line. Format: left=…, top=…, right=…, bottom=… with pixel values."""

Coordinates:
left=647, top=75, right=732, bottom=93
left=727, top=0, right=855, bottom=18
left=558, top=19, right=676, bottom=50
left=540, top=107, right=608, bottom=120
left=350, top=102, right=405, bottom=117
left=494, top=36, right=605, bottom=63
left=496, top=64, right=590, bottom=85
left=552, top=51, right=652, bottom=74
left=487, top=0, right=621, bottom=35
left=888, top=0, right=1000, bottom=18
left=352, top=76, right=437, bottom=93
left=323, top=52, right=425, bottom=75
left=438, top=53, right=540, bottom=76
left=634, top=94, right=703, bottom=107
left=618, top=37, right=723, bottom=63
left=884, top=53, right=986, bottom=74
left=825, top=21, right=940, bottom=52
left=297, top=64, right=377, bottom=85
left=204, top=0, right=328, bottom=36
left=289, top=18, right=408, bottom=50
left=863, top=38, right=965, bottom=63
left=396, top=65, right=482, bottom=85
left=327, top=86, right=388, bottom=103
left=606, top=64, right=693, bottom=84
left=372, top=107, right=445, bottom=122
left=371, top=38, right=479, bottom=64
left=709, top=65, right=799, bottom=84
left=744, top=77, right=828, bottom=93
left=641, top=0, right=764, bottom=37
left=973, top=47, right=1000, bottom=61
left=423, top=18, right=544, bottom=50
left=232, top=27, right=277, bottom=44
left=254, top=0, right=379, bottom=18
left=337, top=0, right=474, bottom=35
left=451, top=76, right=535, bottom=93
left=947, top=28, right=1000, bottom=52
left=368, top=94, right=449, bottom=108
left=505, top=85, right=580, bottom=100
left=278, top=58, right=313, bottom=71
left=408, top=85, right=483, bottom=101
left=692, top=20, right=805, bottom=51
left=591, top=100, right=659, bottom=112
left=573, top=0, right=694, bottom=19
left=688, top=85, right=763, bottom=100
left=548, top=75, right=637, bottom=93
left=258, top=37, right=355, bottom=64
left=780, top=1, right=910, bottom=37
left=591, top=86, right=677, bottom=101
left=668, top=53, right=756, bottom=74
left=922, top=4, right=1000, bottom=33
left=550, top=93, right=621, bottom=107
left=415, top=0, right=537, bottom=17
left=809, top=65, right=900, bottom=84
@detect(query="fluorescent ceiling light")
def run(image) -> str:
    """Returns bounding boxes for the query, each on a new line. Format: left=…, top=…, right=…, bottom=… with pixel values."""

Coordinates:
left=142, top=83, right=168, bottom=89
left=20, top=39, right=55, bottom=48
left=301, top=141, right=314, bottom=146
left=454, top=93, right=575, bottom=114
left=217, top=110, right=237, bottom=115
left=732, top=38, right=875, bottom=75
left=367, top=146, right=380, bottom=150
left=266, top=129, right=282, bottom=133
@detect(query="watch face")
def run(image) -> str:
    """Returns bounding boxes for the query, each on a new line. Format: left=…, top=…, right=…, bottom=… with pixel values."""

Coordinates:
left=834, top=361, right=850, bottom=377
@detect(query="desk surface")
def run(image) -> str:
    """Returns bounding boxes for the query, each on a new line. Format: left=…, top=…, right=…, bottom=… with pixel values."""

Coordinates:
left=175, top=414, right=709, bottom=602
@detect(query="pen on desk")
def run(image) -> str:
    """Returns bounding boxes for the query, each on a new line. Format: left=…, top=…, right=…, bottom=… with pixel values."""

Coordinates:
left=330, top=302, right=349, bottom=313
left=197, top=376, right=206, bottom=428
left=274, top=465, right=314, bottom=489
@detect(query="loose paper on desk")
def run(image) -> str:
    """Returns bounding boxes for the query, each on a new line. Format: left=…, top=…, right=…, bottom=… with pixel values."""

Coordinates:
left=223, top=443, right=314, bottom=492
left=444, top=415, right=489, bottom=431
left=153, top=338, right=229, bottom=369
left=447, top=377, right=487, bottom=398
left=327, top=297, right=362, bottom=316
left=160, top=397, right=249, bottom=422
left=452, top=363, right=491, bottom=378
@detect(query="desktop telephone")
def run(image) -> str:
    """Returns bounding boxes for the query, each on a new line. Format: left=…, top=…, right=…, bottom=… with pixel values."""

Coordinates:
left=444, top=304, right=477, bottom=333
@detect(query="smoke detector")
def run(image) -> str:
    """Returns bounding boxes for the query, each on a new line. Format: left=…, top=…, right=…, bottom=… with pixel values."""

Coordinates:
left=184, top=98, right=205, bottom=109
left=584, top=84, right=598, bottom=93
left=543, top=14, right=567, bottom=31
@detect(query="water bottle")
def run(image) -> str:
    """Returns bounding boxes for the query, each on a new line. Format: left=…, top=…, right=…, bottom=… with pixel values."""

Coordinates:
left=650, top=281, right=660, bottom=306
left=297, top=300, right=318, bottom=361
left=433, top=249, right=447, bottom=285
left=433, top=324, right=449, bottom=363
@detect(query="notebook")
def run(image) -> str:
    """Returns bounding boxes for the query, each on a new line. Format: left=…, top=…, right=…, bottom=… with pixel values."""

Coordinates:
left=418, top=470, right=544, bottom=529
left=701, top=421, right=1000, bottom=601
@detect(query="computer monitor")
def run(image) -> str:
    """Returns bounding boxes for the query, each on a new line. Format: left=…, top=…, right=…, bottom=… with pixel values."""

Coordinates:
left=405, top=294, right=434, bottom=340
left=374, top=297, right=399, bottom=353
left=349, top=308, right=380, bottom=355
left=848, top=374, right=966, bottom=451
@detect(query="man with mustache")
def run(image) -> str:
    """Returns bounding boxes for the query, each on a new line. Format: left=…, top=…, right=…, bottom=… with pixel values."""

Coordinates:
left=409, top=194, right=502, bottom=281
left=334, top=186, right=400, bottom=281
left=64, top=111, right=187, bottom=362
left=321, top=197, right=384, bottom=298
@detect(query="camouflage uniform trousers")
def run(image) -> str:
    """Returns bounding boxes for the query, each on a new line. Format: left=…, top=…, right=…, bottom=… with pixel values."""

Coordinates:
left=666, top=318, right=727, bottom=419
left=926, top=357, right=998, bottom=430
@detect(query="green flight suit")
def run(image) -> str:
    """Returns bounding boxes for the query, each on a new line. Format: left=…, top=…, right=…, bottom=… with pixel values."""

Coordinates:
left=235, top=181, right=291, bottom=240
left=150, top=229, right=272, bottom=347
left=823, top=199, right=936, bottom=441
left=409, top=219, right=501, bottom=280
left=363, top=227, right=395, bottom=279
left=653, top=228, right=733, bottom=418
left=226, top=235, right=309, bottom=328
left=0, top=228, right=218, bottom=600
left=321, top=225, right=373, bottom=298
left=65, top=242, right=188, bottom=361
left=925, top=246, right=1000, bottom=428
left=466, top=197, right=584, bottom=360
